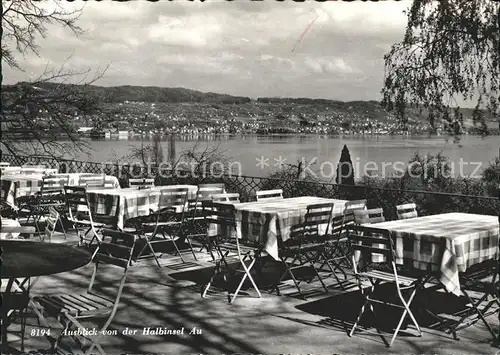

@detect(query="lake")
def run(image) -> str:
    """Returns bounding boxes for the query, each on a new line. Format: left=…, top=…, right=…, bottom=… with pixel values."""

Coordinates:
left=59, top=134, right=499, bottom=180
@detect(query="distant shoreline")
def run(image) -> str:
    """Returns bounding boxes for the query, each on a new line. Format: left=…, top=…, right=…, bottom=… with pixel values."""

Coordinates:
left=11, top=130, right=499, bottom=141
left=85, top=131, right=499, bottom=139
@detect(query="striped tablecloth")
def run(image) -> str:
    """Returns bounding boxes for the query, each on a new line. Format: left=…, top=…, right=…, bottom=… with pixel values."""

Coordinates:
left=2, top=175, right=45, bottom=206
left=1, top=174, right=120, bottom=207
left=52, top=173, right=120, bottom=187
left=371, top=213, right=499, bottom=296
left=86, top=185, right=198, bottom=229
left=230, top=196, right=348, bottom=260
left=1, top=167, right=58, bottom=175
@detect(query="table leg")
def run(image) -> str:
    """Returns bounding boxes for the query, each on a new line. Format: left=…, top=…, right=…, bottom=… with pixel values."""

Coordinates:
left=1, top=278, right=31, bottom=350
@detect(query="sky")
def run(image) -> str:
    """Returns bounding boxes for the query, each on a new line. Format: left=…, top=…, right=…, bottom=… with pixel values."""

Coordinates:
left=3, top=0, right=410, bottom=102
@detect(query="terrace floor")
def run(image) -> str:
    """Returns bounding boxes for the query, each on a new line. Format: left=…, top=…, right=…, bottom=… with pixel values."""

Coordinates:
left=4, top=232, right=500, bottom=355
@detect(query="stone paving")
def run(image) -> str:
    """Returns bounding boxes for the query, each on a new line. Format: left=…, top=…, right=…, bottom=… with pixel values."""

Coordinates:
left=3, top=232, right=500, bottom=354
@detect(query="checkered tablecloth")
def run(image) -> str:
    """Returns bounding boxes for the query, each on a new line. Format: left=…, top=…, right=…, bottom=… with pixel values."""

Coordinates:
left=229, top=196, right=348, bottom=260
left=1, top=174, right=120, bottom=207
left=371, top=213, right=500, bottom=296
left=52, top=173, right=120, bottom=188
left=86, top=185, right=198, bottom=229
left=1, top=175, right=44, bottom=206
left=1, top=167, right=58, bottom=175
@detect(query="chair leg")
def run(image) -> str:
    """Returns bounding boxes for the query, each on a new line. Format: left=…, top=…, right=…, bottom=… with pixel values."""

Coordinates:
left=350, top=296, right=371, bottom=337
left=168, top=235, right=186, bottom=263
left=52, top=319, right=70, bottom=351
left=304, top=252, right=329, bottom=293
left=271, top=255, right=303, bottom=298
left=320, top=254, right=346, bottom=291
left=185, top=237, right=198, bottom=261
left=230, top=257, right=262, bottom=304
left=461, top=288, right=499, bottom=340
left=389, top=288, right=421, bottom=346
left=17, top=308, right=26, bottom=352
left=202, top=260, right=222, bottom=298
left=368, top=299, right=391, bottom=348
left=147, top=241, right=162, bottom=268
left=57, top=215, right=67, bottom=239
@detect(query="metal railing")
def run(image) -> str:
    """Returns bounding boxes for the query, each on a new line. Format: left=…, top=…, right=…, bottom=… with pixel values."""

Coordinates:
left=2, top=154, right=498, bottom=219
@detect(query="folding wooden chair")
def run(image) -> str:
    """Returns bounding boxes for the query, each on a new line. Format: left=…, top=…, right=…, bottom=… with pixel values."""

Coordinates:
left=79, top=175, right=106, bottom=188
left=0, top=199, right=19, bottom=220
left=452, top=263, right=500, bottom=341
left=201, top=201, right=262, bottom=303
left=256, top=189, right=283, bottom=201
left=347, top=225, right=422, bottom=347
left=129, top=178, right=155, bottom=188
left=339, top=200, right=367, bottom=232
left=354, top=207, right=385, bottom=225
left=134, top=187, right=189, bottom=266
left=182, top=196, right=215, bottom=261
left=64, top=186, right=117, bottom=247
left=181, top=184, right=231, bottom=258
left=20, top=165, right=53, bottom=176
left=211, top=193, right=240, bottom=203
left=2, top=166, right=22, bottom=175
left=453, top=219, right=500, bottom=342
left=344, top=199, right=367, bottom=213
left=272, top=203, right=336, bottom=299
left=197, top=183, right=226, bottom=201
left=42, top=206, right=67, bottom=242
left=396, top=203, right=418, bottom=220
left=21, top=164, right=45, bottom=168
left=33, top=229, right=137, bottom=354
left=22, top=175, right=69, bottom=237
left=318, top=213, right=353, bottom=290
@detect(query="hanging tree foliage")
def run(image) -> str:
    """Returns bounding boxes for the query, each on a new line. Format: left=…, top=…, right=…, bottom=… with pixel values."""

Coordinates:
left=381, top=0, right=500, bottom=136
left=1, top=0, right=108, bottom=157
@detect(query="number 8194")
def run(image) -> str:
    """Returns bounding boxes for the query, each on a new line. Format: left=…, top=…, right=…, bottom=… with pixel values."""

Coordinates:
left=31, top=329, right=51, bottom=336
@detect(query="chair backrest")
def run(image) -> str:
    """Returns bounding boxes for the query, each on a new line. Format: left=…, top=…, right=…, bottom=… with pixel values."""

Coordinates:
left=396, top=203, right=418, bottom=220
left=87, top=229, right=137, bottom=322
left=342, top=200, right=367, bottom=225
left=211, top=193, right=240, bottom=203
left=158, top=187, right=189, bottom=210
left=21, top=164, right=45, bottom=168
left=129, top=178, right=155, bottom=188
left=20, top=169, right=45, bottom=175
left=41, top=175, right=69, bottom=193
left=201, top=200, right=237, bottom=236
left=354, top=207, right=385, bottom=224
left=346, top=225, right=395, bottom=273
left=94, top=229, right=138, bottom=269
left=79, top=175, right=106, bottom=188
left=256, top=189, right=284, bottom=201
left=344, top=199, right=367, bottom=213
left=330, top=214, right=347, bottom=238
left=197, top=183, right=226, bottom=201
left=64, top=186, right=92, bottom=220
left=44, top=206, right=60, bottom=242
left=302, top=202, right=335, bottom=239
left=2, top=167, right=21, bottom=173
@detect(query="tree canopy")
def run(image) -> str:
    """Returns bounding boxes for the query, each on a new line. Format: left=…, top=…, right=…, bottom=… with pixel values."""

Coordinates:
left=1, top=0, right=107, bottom=157
left=336, top=145, right=355, bottom=186
left=382, top=0, right=499, bottom=136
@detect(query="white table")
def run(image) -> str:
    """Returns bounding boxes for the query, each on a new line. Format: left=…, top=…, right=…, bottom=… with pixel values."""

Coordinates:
left=227, top=196, right=348, bottom=260
left=371, top=213, right=499, bottom=295
left=86, top=185, right=198, bottom=229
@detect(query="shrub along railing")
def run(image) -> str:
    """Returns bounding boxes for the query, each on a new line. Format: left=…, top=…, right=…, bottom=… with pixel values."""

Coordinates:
left=2, top=154, right=499, bottom=220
